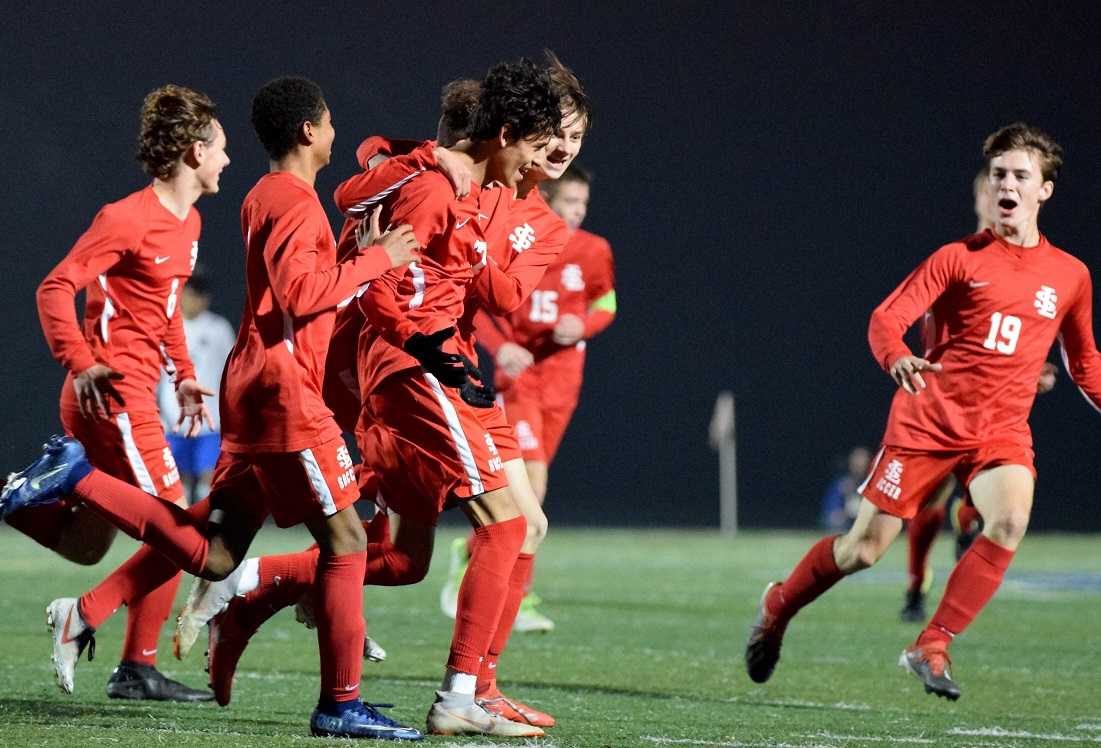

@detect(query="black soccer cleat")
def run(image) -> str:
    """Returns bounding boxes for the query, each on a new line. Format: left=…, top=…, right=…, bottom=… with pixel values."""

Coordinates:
left=745, top=581, right=788, bottom=683
left=899, top=589, right=927, bottom=623
left=898, top=645, right=962, bottom=701
left=106, top=661, right=214, bottom=702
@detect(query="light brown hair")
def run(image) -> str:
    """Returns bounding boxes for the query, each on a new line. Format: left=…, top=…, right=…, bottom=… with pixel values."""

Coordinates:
left=137, top=84, right=217, bottom=179
left=982, top=122, right=1063, bottom=182
left=544, top=49, right=592, bottom=132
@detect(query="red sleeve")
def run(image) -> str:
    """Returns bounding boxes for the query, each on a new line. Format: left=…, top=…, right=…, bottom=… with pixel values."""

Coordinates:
left=266, top=200, right=392, bottom=319
left=334, top=141, right=438, bottom=218
left=868, top=245, right=961, bottom=372
left=161, top=299, right=197, bottom=385
left=473, top=308, right=513, bottom=355
left=1058, top=267, right=1101, bottom=412
left=359, top=175, right=453, bottom=348
left=583, top=238, right=617, bottom=338
left=472, top=222, right=567, bottom=314
left=355, top=136, right=423, bottom=169
left=36, top=205, right=135, bottom=374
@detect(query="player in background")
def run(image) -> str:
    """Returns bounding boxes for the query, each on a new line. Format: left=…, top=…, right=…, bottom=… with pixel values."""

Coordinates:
left=1, top=84, right=225, bottom=702
left=899, top=171, right=1058, bottom=623
left=445, top=161, right=616, bottom=634
left=745, top=123, right=1101, bottom=701
left=2, top=76, right=424, bottom=740
left=156, top=267, right=235, bottom=505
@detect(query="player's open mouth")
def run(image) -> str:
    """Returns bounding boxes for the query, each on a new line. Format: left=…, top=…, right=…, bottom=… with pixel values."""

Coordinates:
left=998, top=198, right=1018, bottom=212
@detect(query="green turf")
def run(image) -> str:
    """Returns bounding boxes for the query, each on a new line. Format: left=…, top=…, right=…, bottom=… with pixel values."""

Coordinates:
left=0, top=526, right=1098, bottom=747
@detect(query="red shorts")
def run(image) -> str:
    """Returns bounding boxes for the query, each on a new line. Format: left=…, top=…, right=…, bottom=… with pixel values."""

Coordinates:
left=212, top=436, right=359, bottom=528
left=858, top=443, right=1036, bottom=519
left=62, top=406, right=184, bottom=503
left=360, top=369, right=509, bottom=525
left=500, top=357, right=582, bottom=464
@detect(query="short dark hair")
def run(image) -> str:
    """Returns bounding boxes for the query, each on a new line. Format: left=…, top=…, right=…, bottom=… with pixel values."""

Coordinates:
left=983, top=122, right=1063, bottom=182
left=544, top=50, right=592, bottom=132
left=439, top=78, right=481, bottom=143
left=468, top=58, right=560, bottom=142
left=186, top=266, right=210, bottom=296
left=137, top=84, right=218, bottom=180
left=250, top=77, right=327, bottom=160
left=541, top=163, right=591, bottom=200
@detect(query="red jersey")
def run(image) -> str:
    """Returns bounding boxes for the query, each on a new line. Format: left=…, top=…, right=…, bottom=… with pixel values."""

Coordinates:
left=37, top=185, right=199, bottom=416
left=479, top=227, right=616, bottom=363
left=868, top=230, right=1101, bottom=450
left=220, top=172, right=392, bottom=453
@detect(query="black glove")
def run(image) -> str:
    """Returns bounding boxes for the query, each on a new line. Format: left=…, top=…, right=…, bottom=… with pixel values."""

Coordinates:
left=403, top=328, right=467, bottom=387
left=459, top=355, right=496, bottom=408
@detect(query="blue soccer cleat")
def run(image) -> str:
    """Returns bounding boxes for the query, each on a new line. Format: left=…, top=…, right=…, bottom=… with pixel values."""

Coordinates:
left=310, top=701, right=424, bottom=741
left=1, top=436, right=92, bottom=521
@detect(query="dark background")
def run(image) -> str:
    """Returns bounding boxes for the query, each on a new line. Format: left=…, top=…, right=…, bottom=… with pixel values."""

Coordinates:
left=3, top=2, right=1100, bottom=530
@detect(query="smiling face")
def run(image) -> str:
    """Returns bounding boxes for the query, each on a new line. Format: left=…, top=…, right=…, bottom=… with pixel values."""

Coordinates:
left=537, top=109, right=587, bottom=181
left=488, top=128, right=553, bottom=188
left=308, top=107, right=335, bottom=168
left=987, top=148, right=1054, bottom=244
left=194, top=120, right=230, bottom=194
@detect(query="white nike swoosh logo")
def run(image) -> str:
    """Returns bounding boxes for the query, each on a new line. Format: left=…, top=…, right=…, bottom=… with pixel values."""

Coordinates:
left=142, top=648, right=157, bottom=656
left=30, top=465, right=68, bottom=491
left=455, top=218, right=471, bottom=229
left=969, top=281, right=991, bottom=288
left=154, top=256, right=171, bottom=264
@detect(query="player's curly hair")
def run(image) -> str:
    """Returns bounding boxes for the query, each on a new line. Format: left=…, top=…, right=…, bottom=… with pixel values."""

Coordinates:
left=250, top=76, right=327, bottom=160
left=438, top=78, right=481, bottom=143
left=468, top=58, right=560, bottom=142
left=544, top=50, right=592, bottom=132
left=137, top=84, right=218, bottom=180
left=541, top=162, right=591, bottom=200
left=983, top=122, right=1063, bottom=183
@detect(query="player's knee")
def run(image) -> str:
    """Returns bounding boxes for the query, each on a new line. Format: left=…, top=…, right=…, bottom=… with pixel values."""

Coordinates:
left=56, top=541, right=110, bottom=566
left=985, top=511, right=1030, bottom=545
left=327, top=516, right=368, bottom=556
left=201, top=555, right=236, bottom=581
left=835, top=535, right=883, bottom=572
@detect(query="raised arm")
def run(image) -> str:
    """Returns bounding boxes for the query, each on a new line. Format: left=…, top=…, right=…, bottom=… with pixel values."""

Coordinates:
left=1057, top=268, right=1101, bottom=412
left=473, top=220, right=568, bottom=314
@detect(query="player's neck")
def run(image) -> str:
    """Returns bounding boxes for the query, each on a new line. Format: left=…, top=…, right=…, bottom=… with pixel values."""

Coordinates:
left=152, top=176, right=201, bottom=220
left=993, top=220, right=1041, bottom=248
left=271, top=149, right=323, bottom=187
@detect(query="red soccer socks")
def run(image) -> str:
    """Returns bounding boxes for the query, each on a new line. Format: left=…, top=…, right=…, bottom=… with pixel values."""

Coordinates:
left=447, top=516, right=526, bottom=676
left=314, top=551, right=367, bottom=703
left=918, top=534, right=1014, bottom=647
left=770, top=534, right=845, bottom=621
left=121, top=571, right=182, bottom=665
left=907, top=503, right=946, bottom=594
left=477, top=552, right=534, bottom=695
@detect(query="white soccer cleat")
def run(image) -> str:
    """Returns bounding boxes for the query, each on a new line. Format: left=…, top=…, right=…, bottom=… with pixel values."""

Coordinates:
left=46, top=597, right=95, bottom=695
left=174, top=566, right=244, bottom=660
left=439, top=537, right=469, bottom=619
left=512, top=592, right=555, bottom=633
left=426, top=691, right=544, bottom=737
left=295, top=596, right=386, bottom=662
left=364, top=636, right=387, bottom=662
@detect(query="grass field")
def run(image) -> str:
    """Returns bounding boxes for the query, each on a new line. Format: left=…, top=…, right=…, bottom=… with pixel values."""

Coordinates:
left=0, top=526, right=1098, bottom=747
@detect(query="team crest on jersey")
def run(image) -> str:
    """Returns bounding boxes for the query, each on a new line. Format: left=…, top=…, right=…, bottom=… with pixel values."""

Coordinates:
left=509, top=223, right=536, bottom=253
left=561, top=264, right=585, bottom=291
left=875, top=459, right=903, bottom=500
left=1034, top=285, right=1057, bottom=319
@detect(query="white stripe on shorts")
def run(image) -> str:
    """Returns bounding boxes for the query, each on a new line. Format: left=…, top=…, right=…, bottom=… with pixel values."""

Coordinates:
left=115, top=412, right=157, bottom=495
left=856, top=445, right=886, bottom=495
left=299, top=448, right=338, bottom=517
left=423, top=372, right=485, bottom=496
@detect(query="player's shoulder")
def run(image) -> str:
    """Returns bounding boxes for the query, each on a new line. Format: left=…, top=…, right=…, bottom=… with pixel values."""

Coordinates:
left=574, top=227, right=612, bottom=251
left=94, top=187, right=155, bottom=238
left=1042, top=238, right=1092, bottom=283
left=247, top=172, right=321, bottom=215
left=400, top=168, right=456, bottom=203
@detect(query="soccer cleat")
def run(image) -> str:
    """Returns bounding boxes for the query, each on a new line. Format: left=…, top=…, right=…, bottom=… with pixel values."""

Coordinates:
left=745, top=581, right=788, bottom=684
left=899, top=589, right=927, bottom=623
left=477, top=689, right=555, bottom=728
left=46, top=597, right=96, bottom=695
left=899, top=643, right=962, bottom=700
left=205, top=596, right=261, bottom=706
left=512, top=592, right=555, bottom=633
left=294, top=598, right=387, bottom=663
left=106, top=661, right=214, bottom=702
left=175, top=566, right=245, bottom=660
left=439, top=537, right=469, bottom=619
left=426, top=691, right=545, bottom=737
left=2, top=436, right=92, bottom=521
left=310, top=701, right=424, bottom=741
left=364, top=636, right=388, bottom=663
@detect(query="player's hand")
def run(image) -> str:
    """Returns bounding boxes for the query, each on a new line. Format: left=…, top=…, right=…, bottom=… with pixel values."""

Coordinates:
left=376, top=221, right=420, bottom=268
left=458, top=355, right=495, bottom=408
left=495, top=342, right=533, bottom=379
left=552, top=314, right=585, bottom=346
left=73, top=364, right=125, bottom=421
left=434, top=146, right=471, bottom=197
left=175, top=378, right=215, bottom=438
left=1037, top=361, right=1058, bottom=394
left=889, top=355, right=943, bottom=395
left=355, top=205, right=383, bottom=249
left=403, top=328, right=467, bottom=387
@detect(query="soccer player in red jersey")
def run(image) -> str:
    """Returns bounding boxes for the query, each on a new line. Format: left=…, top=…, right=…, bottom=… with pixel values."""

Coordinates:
left=2, top=77, right=423, bottom=740
left=3, top=84, right=226, bottom=701
left=745, top=123, right=1101, bottom=701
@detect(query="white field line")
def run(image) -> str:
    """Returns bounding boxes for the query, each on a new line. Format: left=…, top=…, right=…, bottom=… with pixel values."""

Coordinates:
left=802, top=732, right=935, bottom=744
left=948, top=726, right=1101, bottom=742
left=643, top=737, right=832, bottom=748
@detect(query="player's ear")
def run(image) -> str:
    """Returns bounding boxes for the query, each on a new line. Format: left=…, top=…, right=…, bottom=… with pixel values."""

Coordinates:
left=300, top=119, right=316, bottom=146
left=182, top=140, right=203, bottom=170
left=1039, top=179, right=1054, bottom=204
left=497, top=125, right=512, bottom=148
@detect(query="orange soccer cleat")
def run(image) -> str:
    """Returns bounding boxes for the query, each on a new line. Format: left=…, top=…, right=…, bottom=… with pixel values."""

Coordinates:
left=476, top=688, right=555, bottom=728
